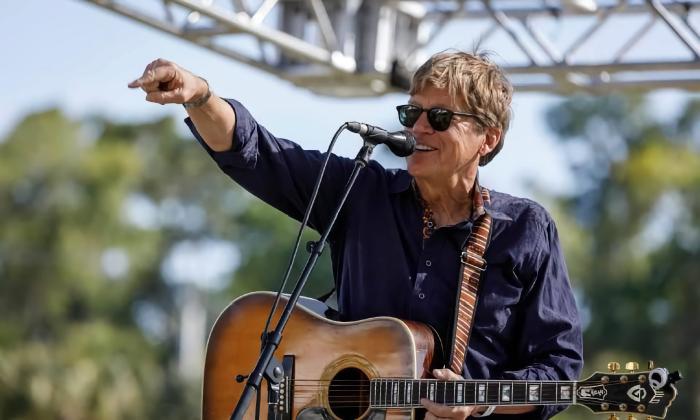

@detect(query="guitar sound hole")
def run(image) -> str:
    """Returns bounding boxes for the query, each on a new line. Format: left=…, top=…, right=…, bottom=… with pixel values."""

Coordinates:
left=328, top=367, right=370, bottom=420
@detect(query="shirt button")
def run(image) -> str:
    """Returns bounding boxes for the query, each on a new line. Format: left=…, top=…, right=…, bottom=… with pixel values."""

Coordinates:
left=425, top=260, right=432, bottom=267
left=418, top=292, right=426, bottom=299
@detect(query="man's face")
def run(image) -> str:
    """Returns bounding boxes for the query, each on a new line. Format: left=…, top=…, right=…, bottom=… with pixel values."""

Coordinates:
left=405, top=85, right=487, bottom=183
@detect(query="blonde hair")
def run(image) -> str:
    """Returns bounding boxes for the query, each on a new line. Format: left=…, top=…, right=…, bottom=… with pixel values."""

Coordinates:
left=409, top=50, right=513, bottom=165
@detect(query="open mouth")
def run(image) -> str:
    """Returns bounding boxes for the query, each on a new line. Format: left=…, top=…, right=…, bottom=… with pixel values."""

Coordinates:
left=415, top=144, right=437, bottom=152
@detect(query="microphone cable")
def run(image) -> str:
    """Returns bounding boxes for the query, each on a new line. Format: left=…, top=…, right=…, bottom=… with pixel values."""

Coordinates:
left=260, top=122, right=350, bottom=343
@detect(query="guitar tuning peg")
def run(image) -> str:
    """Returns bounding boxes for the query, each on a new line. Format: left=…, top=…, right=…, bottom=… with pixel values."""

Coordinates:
left=647, top=360, right=655, bottom=369
left=625, top=362, right=639, bottom=372
left=608, top=362, right=621, bottom=372
left=668, top=370, right=683, bottom=384
left=608, top=414, right=619, bottom=420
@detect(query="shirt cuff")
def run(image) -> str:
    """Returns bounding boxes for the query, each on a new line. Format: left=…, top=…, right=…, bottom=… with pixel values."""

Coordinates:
left=184, top=98, right=258, bottom=170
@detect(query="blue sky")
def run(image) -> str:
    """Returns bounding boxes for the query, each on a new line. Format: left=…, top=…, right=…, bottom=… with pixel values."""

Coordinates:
left=1, top=0, right=696, bottom=198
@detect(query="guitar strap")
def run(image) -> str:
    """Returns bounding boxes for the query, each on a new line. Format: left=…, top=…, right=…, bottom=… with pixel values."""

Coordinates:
left=318, top=180, right=494, bottom=375
left=448, top=185, right=493, bottom=374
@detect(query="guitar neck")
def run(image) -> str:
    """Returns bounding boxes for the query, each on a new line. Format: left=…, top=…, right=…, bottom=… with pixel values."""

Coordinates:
left=370, top=378, right=577, bottom=409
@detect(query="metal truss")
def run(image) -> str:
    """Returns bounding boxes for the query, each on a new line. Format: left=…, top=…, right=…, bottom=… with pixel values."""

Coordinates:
left=81, top=0, right=700, bottom=96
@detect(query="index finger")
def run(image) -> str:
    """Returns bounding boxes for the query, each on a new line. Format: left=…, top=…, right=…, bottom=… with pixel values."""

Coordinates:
left=432, top=368, right=463, bottom=380
left=128, top=65, right=176, bottom=88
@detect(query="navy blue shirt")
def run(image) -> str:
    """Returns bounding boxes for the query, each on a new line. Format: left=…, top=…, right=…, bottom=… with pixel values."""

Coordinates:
left=187, top=99, right=583, bottom=419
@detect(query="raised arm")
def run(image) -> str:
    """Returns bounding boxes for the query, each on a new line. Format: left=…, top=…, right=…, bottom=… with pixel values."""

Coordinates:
left=128, top=59, right=365, bottom=234
left=128, top=58, right=234, bottom=151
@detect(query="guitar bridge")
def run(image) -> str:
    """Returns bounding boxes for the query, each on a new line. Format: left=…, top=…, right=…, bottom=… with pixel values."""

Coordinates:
left=267, top=355, right=295, bottom=420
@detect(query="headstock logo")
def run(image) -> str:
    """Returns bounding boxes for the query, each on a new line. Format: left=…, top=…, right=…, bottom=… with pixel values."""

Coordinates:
left=627, top=385, right=647, bottom=402
left=650, top=390, right=665, bottom=405
left=577, top=385, right=608, bottom=401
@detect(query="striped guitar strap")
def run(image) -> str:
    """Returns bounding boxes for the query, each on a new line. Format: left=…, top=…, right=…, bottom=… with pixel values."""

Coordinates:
left=449, top=186, right=493, bottom=374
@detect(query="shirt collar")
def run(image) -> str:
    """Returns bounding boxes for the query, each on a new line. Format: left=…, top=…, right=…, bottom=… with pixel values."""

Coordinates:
left=388, top=170, right=512, bottom=222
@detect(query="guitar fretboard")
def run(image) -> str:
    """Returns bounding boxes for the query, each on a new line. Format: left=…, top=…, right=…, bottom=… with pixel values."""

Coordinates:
left=369, top=379, right=576, bottom=408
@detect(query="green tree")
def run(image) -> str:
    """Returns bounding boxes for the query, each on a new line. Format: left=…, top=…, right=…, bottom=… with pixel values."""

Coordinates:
left=545, top=95, right=700, bottom=419
left=0, top=108, right=333, bottom=419
left=228, top=198, right=334, bottom=298
left=0, top=109, right=229, bottom=419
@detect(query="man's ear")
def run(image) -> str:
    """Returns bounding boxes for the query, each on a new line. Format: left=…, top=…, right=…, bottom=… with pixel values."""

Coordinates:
left=479, top=127, right=502, bottom=157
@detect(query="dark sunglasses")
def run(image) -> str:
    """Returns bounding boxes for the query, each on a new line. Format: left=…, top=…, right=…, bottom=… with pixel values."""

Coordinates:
left=396, top=104, right=485, bottom=132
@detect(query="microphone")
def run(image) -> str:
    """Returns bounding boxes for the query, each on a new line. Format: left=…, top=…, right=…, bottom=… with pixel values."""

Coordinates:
left=346, top=122, right=415, bottom=157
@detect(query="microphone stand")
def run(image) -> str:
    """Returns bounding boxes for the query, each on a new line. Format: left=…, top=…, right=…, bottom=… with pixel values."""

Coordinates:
left=230, top=141, right=376, bottom=420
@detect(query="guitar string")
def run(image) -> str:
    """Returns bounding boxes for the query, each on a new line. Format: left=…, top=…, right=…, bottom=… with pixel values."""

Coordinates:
left=274, top=380, right=652, bottom=397
left=279, top=390, right=654, bottom=408
left=286, top=378, right=643, bottom=383
left=285, top=379, right=645, bottom=386
left=294, top=393, right=643, bottom=406
left=275, top=380, right=651, bottom=408
left=279, top=401, right=650, bottom=410
left=284, top=395, right=653, bottom=408
left=289, top=381, right=647, bottom=394
left=275, top=400, right=633, bottom=409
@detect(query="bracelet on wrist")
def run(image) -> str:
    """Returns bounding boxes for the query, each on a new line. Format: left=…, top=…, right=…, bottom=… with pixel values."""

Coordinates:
left=183, top=77, right=212, bottom=109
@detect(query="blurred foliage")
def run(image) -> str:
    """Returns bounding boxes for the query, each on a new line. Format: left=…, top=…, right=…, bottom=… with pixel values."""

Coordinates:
left=545, top=95, right=700, bottom=420
left=1, top=94, right=697, bottom=419
left=0, top=108, right=331, bottom=419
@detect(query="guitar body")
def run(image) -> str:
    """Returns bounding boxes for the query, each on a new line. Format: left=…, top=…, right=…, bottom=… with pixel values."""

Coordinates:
left=203, top=292, right=437, bottom=420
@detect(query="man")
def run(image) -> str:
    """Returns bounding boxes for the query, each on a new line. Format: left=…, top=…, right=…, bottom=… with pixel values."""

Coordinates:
left=129, top=51, right=583, bottom=419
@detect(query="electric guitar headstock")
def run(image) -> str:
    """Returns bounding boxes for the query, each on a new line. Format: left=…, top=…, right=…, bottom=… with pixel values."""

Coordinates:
left=575, top=361, right=681, bottom=419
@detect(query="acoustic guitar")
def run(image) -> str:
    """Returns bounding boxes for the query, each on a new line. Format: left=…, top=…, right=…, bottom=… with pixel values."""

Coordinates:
left=203, top=292, right=679, bottom=419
